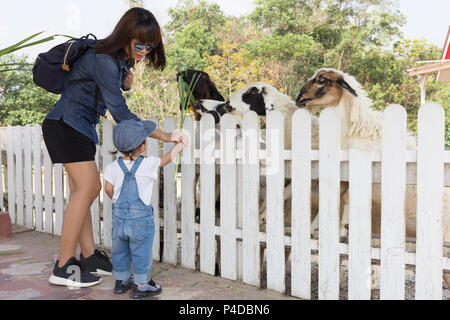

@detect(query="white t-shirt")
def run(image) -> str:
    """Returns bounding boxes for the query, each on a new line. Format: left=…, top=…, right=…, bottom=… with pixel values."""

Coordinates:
left=103, top=156, right=161, bottom=206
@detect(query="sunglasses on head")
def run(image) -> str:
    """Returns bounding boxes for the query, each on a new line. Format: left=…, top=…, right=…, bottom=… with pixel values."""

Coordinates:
left=134, top=43, right=159, bottom=52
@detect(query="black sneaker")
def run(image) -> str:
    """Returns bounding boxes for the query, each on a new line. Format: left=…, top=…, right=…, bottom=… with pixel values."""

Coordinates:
left=49, top=257, right=102, bottom=288
left=80, top=249, right=113, bottom=275
left=113, top=278, right=134, bottom=294
left=129, top=279, right=162, bottom=299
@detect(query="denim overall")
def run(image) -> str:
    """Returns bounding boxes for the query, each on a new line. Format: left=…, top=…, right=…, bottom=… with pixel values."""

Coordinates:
left=111, top=156, right=155, bottom=285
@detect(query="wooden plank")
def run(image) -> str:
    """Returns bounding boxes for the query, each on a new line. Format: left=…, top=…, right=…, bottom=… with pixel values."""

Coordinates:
left=318, top=108, right=341, bottom=300
left=220, top=114, right=237, bottom=280
left=380, top=104, right=406, bottom=300
left=415, top=102, right=444, bottom=300
left=200, top=114, right=216, bottom=275
left=147, top=117, right=160, bottom=261
left=291, top=109, right=312, bottom=299
left=33, top=125, right=43, bottom=231
left=242, top=111, right=261, bottom=287
left=348, top=149, right=372, bottom=300
left=266, top=110, right=285, bottom=293
left=15, top=126, right=24, bottom=227
left=90, top=126, right=100, bottom=245
left=181, top=117, right=196, bottom=269
left=54, top=164, right=64, bottom=236
left=23, top=125, right=33, bottom=229
left=6, top=126, right=15, bottom=223
left=102, top=120, right=113, bottom=249
left=163, top=117, right=177, bottom=265
left=43, top=139, right=53, bottom=234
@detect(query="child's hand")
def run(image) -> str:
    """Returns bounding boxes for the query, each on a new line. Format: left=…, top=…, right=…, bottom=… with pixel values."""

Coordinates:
left=170, top=130, right=190, bottom=147
left=173, top=141, right=184, bottom=154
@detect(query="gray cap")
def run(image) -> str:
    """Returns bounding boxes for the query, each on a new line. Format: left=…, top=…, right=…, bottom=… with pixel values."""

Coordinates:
left=113, top=119, right=157, bottom=152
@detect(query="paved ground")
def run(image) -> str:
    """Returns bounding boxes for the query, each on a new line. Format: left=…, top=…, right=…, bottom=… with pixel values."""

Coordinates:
left=0, top=225, right=297, bottom=300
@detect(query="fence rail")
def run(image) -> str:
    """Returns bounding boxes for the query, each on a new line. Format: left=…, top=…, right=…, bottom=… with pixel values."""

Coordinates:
left=1, top=103, right=449, bottom=300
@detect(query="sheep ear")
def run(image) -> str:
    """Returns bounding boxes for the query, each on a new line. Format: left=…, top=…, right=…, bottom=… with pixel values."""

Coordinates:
left=244, top=86, right=257, bottom=95
left=336, top=79, right=358, bottom=97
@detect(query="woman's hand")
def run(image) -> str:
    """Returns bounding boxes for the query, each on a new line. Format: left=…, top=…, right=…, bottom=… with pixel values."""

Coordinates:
left=123, top=69, right=134, bottom=90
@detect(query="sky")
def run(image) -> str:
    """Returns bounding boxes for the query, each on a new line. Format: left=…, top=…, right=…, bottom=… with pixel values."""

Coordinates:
left=0, top=0, right=449, bottom=61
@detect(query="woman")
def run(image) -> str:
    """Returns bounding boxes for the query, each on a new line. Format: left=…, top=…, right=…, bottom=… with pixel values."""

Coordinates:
left=43, top=7, right=186, bottom=287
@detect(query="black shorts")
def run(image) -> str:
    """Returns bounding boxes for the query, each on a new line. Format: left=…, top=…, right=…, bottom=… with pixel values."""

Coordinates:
left=42, top=118, right=96, bottom=164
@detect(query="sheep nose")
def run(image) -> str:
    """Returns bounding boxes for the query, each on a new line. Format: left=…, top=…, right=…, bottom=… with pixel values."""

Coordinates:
left=296, top=98, right=311, bottom=108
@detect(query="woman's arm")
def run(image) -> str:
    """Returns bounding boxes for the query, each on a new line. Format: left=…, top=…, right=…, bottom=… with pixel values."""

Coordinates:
left=150, top=129, right=190, bottom=146
left=149, top=128, right=171, bottom=143
left=92, top=54, right=140, bottom=123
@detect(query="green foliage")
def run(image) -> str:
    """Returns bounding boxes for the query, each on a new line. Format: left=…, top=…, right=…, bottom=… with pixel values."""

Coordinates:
left=1, top=0, right=448, bottom=146
left=165, top=0, right=225, bottom=69
left=0, top=55, right=57, bottom=126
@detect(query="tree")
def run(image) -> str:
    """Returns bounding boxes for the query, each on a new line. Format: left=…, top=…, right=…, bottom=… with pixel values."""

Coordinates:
left=0, top=55, right=57, bottom=126
left=124, top=0, right=144, bottom=8
left=165, top=0, right=225, bottom=69
left=204, top=43, right=263, bottom=97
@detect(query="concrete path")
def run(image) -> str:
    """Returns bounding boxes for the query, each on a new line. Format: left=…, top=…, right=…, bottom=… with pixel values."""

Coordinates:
left=0, top=226, right=298, bottom=300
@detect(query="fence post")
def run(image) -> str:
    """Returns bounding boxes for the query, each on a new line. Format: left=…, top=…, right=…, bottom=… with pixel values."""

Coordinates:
left=102, top=120, right=114, bottom=248
left=43, top=138, right=53, bottom=234
left=318, top=108, right=341, bottom=300
left=15, top=126, right=24, bottom=227
left=23, top=125, right=33, bottom=229
left=200, top=114, right=216, bottom=275
left=220, top=114, right=237, bottom=280
left=89, top=126, right=101, bottom=245
left=380, top=104, right=406, bottom=300
left=148, top=117, right=160, bottom=261
left=6, top=126, right=15, bottom=223
left=54, top=164, right=64, bottom=236
left=163, top=117, right=177, bottom=265
left=33, top=125, right=42, bottom=231
left=242, top=111, right=261, bottom=287
left=181, top=116, right=196, bottom=269
left=291, top=109, right=312, bottom=299
left=266, top=110, right=285, bottom=293
left=348, top=148, right=372, bottom=300
left=416, top=102, right=444, bottom=300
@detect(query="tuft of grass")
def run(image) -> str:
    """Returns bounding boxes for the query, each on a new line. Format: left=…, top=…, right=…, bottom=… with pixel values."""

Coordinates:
left=174, top=70, right=200, bottom=177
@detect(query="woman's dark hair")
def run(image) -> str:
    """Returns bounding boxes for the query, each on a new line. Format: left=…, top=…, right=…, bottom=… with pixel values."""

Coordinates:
left=94, top=7, right=166, bottom=70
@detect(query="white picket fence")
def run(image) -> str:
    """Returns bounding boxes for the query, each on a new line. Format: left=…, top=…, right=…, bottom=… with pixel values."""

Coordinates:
left=1, top=103, right=449, bottom=300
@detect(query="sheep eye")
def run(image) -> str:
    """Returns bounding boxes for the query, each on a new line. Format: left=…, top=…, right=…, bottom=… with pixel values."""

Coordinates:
left=317, top=77, right=328, bottom=85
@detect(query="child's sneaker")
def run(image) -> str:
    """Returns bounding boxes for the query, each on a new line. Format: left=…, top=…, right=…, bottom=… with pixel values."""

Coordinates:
left=129, top=279, right=162, bottom=299
left=80, top=249, right=113, bottom=275
left=113, top=278, right=135, bottom=294
left=49, top=257, right=102, bottom=288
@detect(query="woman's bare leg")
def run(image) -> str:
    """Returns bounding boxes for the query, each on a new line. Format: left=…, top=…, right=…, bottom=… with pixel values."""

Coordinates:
left=66, top=173, right=96, bottom=258
left=58, top=161, right=101, bottom=267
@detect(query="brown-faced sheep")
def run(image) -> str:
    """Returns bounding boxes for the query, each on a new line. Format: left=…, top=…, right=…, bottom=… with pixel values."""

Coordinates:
left=296, top=67, right=450, bottom=289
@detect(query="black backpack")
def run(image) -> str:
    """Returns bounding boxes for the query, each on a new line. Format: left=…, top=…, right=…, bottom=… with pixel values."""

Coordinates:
left=32, top=34, right=98, bottom=94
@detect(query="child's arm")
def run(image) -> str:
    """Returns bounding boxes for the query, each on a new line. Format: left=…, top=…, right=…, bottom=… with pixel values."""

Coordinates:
left=105, top=181, right=114, bottom=200
left=159, top=142, right=184, bottom=167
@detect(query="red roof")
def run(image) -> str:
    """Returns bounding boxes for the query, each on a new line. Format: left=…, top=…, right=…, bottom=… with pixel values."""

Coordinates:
left=441, top=27, right=450, bottom=60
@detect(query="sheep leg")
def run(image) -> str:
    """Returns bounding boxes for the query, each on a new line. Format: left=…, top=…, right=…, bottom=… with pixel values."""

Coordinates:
left=311, top=214, right=319, bottom=237
left=339, top=190, right=350, bottom=242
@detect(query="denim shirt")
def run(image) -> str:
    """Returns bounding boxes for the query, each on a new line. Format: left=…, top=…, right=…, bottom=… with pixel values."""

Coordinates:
left=45, top=48, right=141, bottom=144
